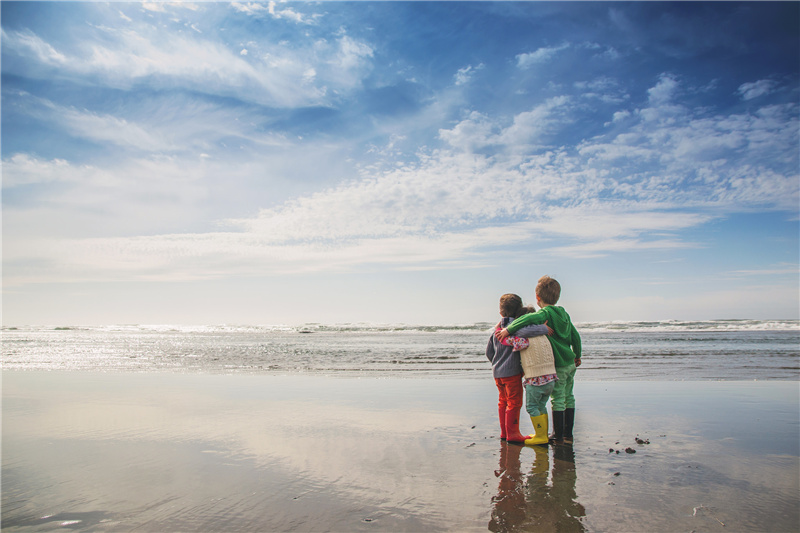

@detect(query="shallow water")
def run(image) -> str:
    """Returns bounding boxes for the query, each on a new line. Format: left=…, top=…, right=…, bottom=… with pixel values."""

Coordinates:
left=2, top=373, right=798, bottom=532
left=2, top=321, right=798, bottom=380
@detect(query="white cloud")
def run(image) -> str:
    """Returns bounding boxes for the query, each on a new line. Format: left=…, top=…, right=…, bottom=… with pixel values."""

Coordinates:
left=516, top=43, right=569, bottom=69
left=527, top=209, right=710, bottom=241
left=439, top=96, right=572, bottom=153
left=1, top=24, right=369, bottom=108
left=454, top=63, right=484, bottom=86
left=647, top=73, right=679, bottom=106
left=231, top=2, right=268, bottom=15
left=611, top=110, right=631, bottom=122
left=1, top=28, right=67, bottom=66
left=496, top=96, right=572, bottom=148
left=60, top=106, right=173, bottom=152
left=334, top=35, right=374, bottom=72
left=11, top=92, right=294, bottom=157
left=2, top=154, right=204, bottom=205
left=268, top=1, right=308, bottom=24
left=141, top=2, right=166, bottom=13
left=738, top=79, right=777, bottom=100
left=576, top=76, right=629, bottom=104
left=1, top=154, right=75, bottom=187
left=728, top=263, right=799, bottom=276
left=577, top=77, right=799, bottom=211
left=438, top=111, right=496, bottom=152
left=542, top=237, right=696, bottom=259
left=232, top=1, right=316, bottom=24
left=578, top=141, right=657, bottom=163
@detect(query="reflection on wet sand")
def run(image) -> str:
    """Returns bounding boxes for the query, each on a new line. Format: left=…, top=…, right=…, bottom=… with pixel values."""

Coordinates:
left=489, top=442, right=526, bottom=532
left=490, top=442, right=586, bottom=532
left=4, top=374, right=797, bottom=532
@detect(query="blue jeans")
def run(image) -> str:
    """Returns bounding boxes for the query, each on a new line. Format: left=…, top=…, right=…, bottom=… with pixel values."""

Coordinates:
left=550, top=364, right=576, bottom=411
left=525, top=380, right=555, bottom=417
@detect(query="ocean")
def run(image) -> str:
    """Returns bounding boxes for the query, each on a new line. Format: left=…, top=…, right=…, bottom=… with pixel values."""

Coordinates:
left=3, top=319, right=798, bottom=380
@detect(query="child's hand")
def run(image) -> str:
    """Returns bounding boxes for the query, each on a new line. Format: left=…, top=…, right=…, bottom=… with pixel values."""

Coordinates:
left=544, top=320, right=554, bottom=336
left=494, top=328, right=510, bottom=341
left=575, top=357, right=582, bottom=367
left=507, top=336, right=529, bottom=351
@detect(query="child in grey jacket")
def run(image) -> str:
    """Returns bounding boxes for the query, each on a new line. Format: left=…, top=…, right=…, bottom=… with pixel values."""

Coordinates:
left=486, top=295, right=549, bottom=443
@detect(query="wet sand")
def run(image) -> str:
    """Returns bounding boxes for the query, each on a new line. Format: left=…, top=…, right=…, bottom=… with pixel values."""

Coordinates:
left=2, top=372, right=799, bottom=532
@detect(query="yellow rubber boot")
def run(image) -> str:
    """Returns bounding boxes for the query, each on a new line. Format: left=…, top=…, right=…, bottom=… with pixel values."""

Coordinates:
left=524, top=414, right=549, bottom=446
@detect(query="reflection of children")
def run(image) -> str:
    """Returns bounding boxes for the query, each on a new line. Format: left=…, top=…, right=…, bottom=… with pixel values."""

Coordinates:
left=522, top=445, right=586, bottom=529
left=504, top=312, right=557, bottom=446
left=496, top=276, right=582, bottom=444
left=490, top=440, right=586, bottom=532
left=486, top=294, right=549, bottom=443
left=488, top=442, right=526, bottom=532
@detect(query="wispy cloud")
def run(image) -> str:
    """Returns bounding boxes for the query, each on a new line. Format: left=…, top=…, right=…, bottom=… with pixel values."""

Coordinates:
left=738, top=79, right=777, bottom=100
left=516, top=43, right=570, bottom=69
left=1, top=20, right=371, bottom=108
left=231, top=1, right=319, bottom=24
left=728, top=264, right=799, bottom=276
left=1, top=28, right=66, bottom=65
left=6, top=91, right=293, bottom=157
left=454, top=63, right=484, bottom=86
left=439, top=96, right=573, bottom=152
left=542, top=237, right=697, bottom=259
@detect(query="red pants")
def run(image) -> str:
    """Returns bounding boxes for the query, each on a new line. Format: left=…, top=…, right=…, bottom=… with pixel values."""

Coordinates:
left=495, top=374, right=524, bottom=412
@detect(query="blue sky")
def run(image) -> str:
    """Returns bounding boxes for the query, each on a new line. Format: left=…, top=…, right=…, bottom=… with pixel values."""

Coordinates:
left=2, top=1, right=798, bottom=326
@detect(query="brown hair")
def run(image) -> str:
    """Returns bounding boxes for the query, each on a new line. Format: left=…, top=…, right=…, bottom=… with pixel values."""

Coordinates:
left=536, top=276, right=561, bottom=306
left=499, top=293, right=524, bottom=318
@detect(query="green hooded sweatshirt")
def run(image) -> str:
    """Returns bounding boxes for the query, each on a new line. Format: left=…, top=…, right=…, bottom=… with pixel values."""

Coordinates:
left=506, top=305, right=581, bottom=368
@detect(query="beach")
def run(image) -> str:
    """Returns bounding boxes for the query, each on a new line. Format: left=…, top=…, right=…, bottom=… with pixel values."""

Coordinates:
left=3, top=371, right=798, bottom=532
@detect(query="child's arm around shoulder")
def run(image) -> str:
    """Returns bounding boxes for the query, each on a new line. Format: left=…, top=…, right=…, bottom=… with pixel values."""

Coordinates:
left=514, top=322, right=552, bottom=338
left=502, top=322, right=552, bottom=351
left=507, top=309, right=548, bottom=333
left=494, top=313, right=550, bottom=341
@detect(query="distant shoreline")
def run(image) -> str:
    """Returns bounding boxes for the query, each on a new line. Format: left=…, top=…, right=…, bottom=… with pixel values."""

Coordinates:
left=3, top=318, right=799, bottom=333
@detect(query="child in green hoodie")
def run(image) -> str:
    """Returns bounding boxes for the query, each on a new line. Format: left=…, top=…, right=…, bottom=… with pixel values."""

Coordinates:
left=495, top=276, right=582, bottom=444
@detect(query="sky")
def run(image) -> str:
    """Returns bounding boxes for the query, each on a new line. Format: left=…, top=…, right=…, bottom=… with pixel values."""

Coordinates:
left=2, top=1, right=799, bottom=326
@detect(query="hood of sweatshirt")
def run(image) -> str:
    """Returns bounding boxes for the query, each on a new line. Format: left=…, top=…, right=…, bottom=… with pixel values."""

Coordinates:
left=542, top=306, right=573, bottom=338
